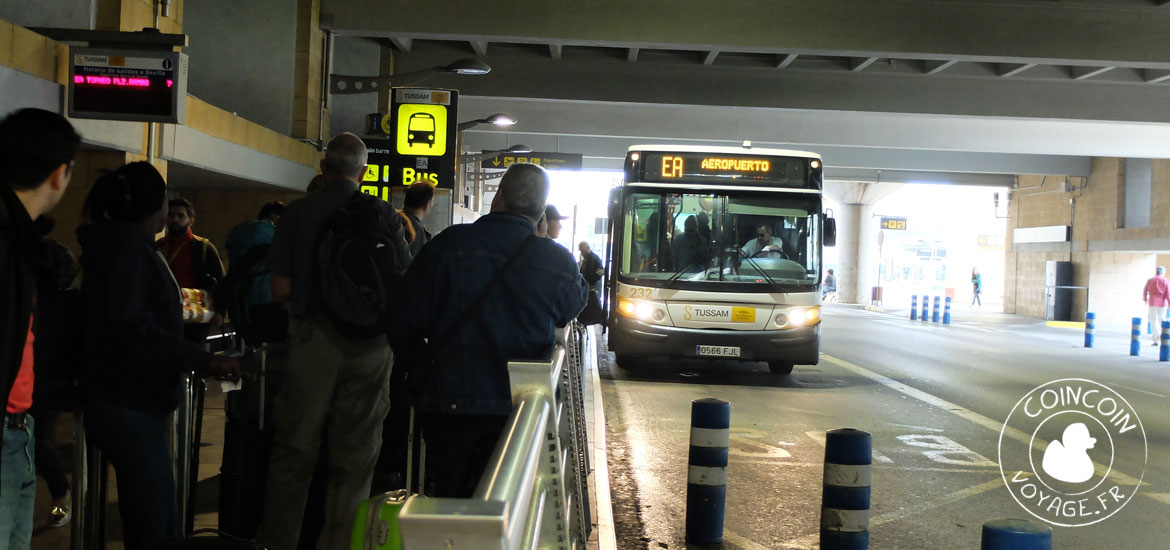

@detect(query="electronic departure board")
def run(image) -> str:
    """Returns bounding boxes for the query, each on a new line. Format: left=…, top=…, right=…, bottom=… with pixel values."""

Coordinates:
left=634, top=151, right=814, bottom=188
left=69, top=47, right=188, bottom=123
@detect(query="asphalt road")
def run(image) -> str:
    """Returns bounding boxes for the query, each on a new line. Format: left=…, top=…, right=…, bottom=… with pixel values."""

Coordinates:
left=600, top=305, right=1170, bottom=549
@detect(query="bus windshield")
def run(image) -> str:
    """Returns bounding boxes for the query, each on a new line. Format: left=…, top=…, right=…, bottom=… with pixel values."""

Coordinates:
left=619, top=190, right=821, bottom=289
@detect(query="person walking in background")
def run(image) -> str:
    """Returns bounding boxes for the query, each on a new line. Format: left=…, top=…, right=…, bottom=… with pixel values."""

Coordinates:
left=822, top=268, right=837, bottom=300
left=78, top=162, right=239, bottom=550
left=971, top=267, right=983, bottom=307
left=1143, top=266, right=1169, bottom=346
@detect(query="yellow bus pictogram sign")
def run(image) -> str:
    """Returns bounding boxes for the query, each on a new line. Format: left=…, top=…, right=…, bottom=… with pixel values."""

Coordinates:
left=396, top=103, right=447, bottom=157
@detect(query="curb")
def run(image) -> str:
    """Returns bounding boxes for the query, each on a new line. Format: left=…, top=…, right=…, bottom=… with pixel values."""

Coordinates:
left=583, top=326, right=617, bottom=550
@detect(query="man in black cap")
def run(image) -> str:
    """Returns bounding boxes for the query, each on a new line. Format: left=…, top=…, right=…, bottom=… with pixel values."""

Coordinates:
left=538, top=204, right=569, bottom=240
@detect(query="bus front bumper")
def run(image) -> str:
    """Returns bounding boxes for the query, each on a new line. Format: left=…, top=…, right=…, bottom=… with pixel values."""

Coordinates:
left=609, top=317, right=820, bottom=365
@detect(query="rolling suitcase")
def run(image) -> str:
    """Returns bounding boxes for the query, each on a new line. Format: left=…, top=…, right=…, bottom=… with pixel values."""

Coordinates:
left=349, top=489, right=408, bottom=550
left=160, top=528, right=266, bottom=549
left=218, top=347, right=272, bottom=538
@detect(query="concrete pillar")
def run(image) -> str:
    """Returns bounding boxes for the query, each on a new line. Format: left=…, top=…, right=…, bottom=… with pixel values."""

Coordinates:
left=824, top=181, right=900, bottom=304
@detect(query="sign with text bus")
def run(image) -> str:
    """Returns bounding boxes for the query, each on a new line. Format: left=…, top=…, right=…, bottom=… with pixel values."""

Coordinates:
left=361, top=88, right=458, bottom=202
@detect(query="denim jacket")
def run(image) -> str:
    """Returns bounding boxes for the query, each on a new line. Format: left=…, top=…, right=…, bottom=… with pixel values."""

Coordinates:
left=389, top=212, right=588, bottom=415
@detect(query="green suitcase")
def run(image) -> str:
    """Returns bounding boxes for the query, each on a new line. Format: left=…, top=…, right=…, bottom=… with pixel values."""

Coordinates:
left=350, top=489, right=408, bottom=550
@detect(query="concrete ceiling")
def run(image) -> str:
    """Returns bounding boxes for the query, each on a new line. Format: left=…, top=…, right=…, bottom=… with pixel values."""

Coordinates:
left=321, top=0, right=1170, bottom=180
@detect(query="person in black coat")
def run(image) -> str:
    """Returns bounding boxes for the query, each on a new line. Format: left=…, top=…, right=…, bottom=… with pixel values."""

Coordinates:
left=77, top=162, right=240, bottom=550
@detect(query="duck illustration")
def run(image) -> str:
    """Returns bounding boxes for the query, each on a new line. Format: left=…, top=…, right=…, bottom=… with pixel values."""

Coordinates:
left=1041, top=423, right=1097, bottom=483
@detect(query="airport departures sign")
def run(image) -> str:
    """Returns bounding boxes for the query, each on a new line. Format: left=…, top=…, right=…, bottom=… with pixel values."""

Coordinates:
left=361, top=88, right=458, bottom=201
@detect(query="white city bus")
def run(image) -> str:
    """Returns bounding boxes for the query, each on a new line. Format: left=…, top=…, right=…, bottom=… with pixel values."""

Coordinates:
left=605, top=145, right=836, bottom=375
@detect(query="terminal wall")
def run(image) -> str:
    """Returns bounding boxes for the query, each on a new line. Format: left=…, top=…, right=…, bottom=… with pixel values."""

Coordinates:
left=1006, top=158, right=1170, bottom=326
left=184, top=0, right=298, bottom=134
left=0, top=0, right=95, bottom=30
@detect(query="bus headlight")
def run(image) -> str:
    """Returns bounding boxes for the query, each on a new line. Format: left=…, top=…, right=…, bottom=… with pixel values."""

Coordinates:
left=774, top=313, right=788, bottom=326
left=652, top=309, right=666, bottom=322
left=805, top=307, right=821, bottom=324
left=634, top=302, right=654, bottom=321
left=789, top=309, right=807, bottom=326
left=618, top=299, right=637, bottom=318
left=785, top=307, right=820, bottom=327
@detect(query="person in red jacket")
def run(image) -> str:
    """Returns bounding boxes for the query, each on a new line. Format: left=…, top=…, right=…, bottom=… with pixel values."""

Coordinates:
left=1143, top=266, right=1169, bottom=346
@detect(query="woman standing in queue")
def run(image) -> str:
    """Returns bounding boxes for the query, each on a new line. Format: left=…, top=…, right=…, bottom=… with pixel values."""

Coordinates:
left=76, top=162, right=239, bottom=549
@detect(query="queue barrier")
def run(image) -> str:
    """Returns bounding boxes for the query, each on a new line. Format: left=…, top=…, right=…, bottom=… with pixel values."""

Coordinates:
left=397, top=325, right=591, bottom=550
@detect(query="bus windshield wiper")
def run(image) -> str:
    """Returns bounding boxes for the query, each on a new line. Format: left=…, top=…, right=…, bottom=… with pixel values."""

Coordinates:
left=741, top=255, right=780, bottom=288
left=664, top=259, right=708, bottom=286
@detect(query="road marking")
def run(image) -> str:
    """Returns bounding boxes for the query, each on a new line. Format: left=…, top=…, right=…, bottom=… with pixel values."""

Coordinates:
left=897, top=434, right=997, bottom=466
left=723, top=528, right=773, bottom=550
left=729, top=458, right=996, bottom=474
left=805, top=430, right=894, bottom=464
left=1143, top=492, right=1170, bottom=506
left=889, top=423, right=944, bottom=433
left=779, top=478, right=1005, bottom=548
left=820, top=354, right=1146, bottom=487
left=729, top=428, right=792, bottom=458
left=1112, top=383, right=1168, bottom=399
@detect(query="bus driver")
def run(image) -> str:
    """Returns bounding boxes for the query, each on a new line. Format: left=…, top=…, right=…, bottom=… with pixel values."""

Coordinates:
left=740, top=223, right=783, bottom=258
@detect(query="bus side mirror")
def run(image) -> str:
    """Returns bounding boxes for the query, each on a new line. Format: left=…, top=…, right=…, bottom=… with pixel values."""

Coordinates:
left=823, top=217, right=837, bottom=247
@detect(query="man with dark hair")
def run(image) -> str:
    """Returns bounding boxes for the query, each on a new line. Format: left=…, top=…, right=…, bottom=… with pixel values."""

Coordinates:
left=401, top=182, right=434, bottom=257
left=389, top=163, right=587, bottom=498
left=0, top=108, right=80, bottom=548
left=257, top=133, right=410, bottom=550
left=158, top=197, right=226, bottom=343
left=257, top=201, right=286, bottom=224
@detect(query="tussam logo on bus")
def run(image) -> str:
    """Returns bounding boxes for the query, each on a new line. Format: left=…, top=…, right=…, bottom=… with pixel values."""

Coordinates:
left=684, top=305, right=730, bottom=321
left=998, top=378, right=1147, bottom=527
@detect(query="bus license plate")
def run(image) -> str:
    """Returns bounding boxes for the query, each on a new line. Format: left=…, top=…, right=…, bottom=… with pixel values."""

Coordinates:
left=697, top=345, right=741, bottom=357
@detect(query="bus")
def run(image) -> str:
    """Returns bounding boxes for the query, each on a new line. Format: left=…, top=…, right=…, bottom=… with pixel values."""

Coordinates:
left=605, top=145, right=836, bottom=375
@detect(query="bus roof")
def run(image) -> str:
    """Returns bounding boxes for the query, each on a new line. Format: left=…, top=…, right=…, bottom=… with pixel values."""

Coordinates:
left=628, top=144, right=821, bottom=160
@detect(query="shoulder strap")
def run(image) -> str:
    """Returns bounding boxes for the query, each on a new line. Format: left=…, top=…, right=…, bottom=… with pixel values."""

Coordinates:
left=430, top=233, right=539, bottom=349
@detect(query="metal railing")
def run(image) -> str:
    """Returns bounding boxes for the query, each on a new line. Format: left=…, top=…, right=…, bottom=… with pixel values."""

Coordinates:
left=398, top=324, right=591, bottom=549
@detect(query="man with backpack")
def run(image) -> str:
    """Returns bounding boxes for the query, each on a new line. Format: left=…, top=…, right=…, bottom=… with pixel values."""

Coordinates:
left=255, top=133, right=410, bottom=550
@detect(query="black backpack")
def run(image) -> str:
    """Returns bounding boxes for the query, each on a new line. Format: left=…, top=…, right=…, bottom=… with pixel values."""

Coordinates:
left=316, top=191, right=400, bottom=337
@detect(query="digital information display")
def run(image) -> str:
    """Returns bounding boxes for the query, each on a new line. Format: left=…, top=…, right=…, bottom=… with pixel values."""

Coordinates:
left=69, top=47, right=188, bottom=123
left=637, top=152, right=810, bottom=187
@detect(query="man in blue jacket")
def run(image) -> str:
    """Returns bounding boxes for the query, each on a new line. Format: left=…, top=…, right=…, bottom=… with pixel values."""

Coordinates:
left=390, top=163, right=588, bottom=497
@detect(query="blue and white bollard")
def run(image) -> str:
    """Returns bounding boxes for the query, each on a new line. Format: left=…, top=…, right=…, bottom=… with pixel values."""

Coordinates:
left=1084, top=312, right=1095, bottom=348
left=686, top=398, right=730, bottom=545
left=910, top=295, right=918, bottom=321
left=980, top=518, right=1051, bottom=550
left=1131, top=317, right=1141, bottom=356
left=943, top=297, right=952, bottom=325
left=821, top=428, right=871, bottom=550
left=920, top=295, right=929, bottom=322
left=931, top=296, right=941, bottom=323
left=1161, top=321, right=1169, bottom=362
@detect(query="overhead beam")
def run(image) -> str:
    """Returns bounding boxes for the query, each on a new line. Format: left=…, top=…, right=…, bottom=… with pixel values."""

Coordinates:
left=627, top=47, right=639, bottom=63
left=703, top=50, right=719, bottom=66
left=389, top=36, right=413, bottom=52
left=998, top=63, right=1037, bottom=77
left=470, top=40, right=488, bottom=56
left=851, top=57, right=879, bottom=72
left=1071, top=66, right=1115, bottom=80
left=776, top=53, right=799, bottom=69
left=549, top=44, right=562, bottom=60
left=923, top=59, right=958, bottom=75
left=1145, top=69, right=1170, bottom=83
left=390, top=43, right=1170, bottom=124
left=322, top=0, right=1170, bottom=67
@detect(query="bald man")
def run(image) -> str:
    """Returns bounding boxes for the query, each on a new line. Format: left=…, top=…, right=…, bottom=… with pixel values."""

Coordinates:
left=389, top=163, right=588, bottom=498
left=258, top=133, right=410, bottom=550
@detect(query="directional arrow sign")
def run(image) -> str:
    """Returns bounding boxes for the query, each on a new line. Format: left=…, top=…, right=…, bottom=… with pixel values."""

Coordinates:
left=479, top=152, right=583, bottom=170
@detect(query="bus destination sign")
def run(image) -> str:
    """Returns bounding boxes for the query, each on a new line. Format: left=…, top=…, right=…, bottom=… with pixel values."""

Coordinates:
left=637, top=152, right=812, bottom=188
